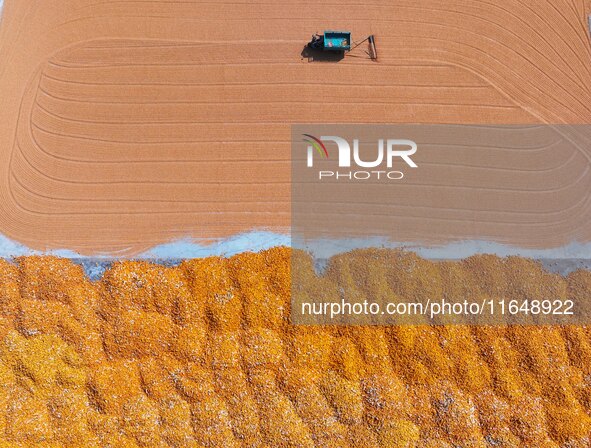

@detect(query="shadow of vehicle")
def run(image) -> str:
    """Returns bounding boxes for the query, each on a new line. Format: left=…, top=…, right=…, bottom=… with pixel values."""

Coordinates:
left=301, top=45, right=345, bottom=62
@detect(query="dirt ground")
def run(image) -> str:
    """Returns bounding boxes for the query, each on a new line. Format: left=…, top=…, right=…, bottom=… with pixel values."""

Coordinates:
left=0, top=0, right=590, bottom=254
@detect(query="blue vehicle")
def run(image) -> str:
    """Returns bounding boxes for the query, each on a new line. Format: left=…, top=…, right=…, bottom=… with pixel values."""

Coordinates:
left=308, top=31, right=351, bottom=52
left=307, top=31, right=377, bottom=60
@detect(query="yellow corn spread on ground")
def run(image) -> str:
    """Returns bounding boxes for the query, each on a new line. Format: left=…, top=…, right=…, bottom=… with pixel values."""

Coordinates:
left=0, top=247, right=589, bottom=446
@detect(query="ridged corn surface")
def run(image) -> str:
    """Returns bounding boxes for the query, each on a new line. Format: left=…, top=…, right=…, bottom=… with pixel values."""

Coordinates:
left=0, top=248, right=589, bottom=447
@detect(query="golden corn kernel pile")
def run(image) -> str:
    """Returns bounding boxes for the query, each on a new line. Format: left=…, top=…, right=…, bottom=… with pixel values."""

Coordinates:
left=0, top=247, right=589, bottom=447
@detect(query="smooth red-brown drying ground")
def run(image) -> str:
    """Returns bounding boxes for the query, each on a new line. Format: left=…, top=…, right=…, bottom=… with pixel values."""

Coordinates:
left=0, top=1, right=591, bottom=253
